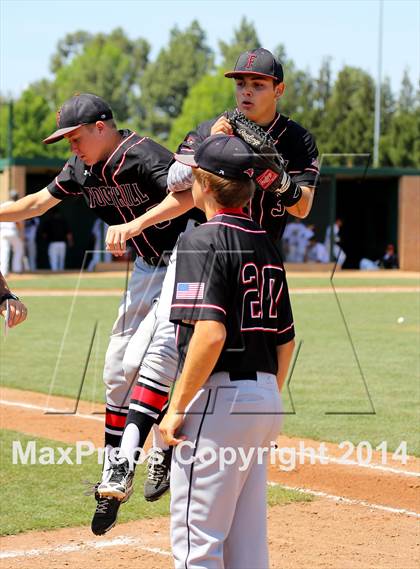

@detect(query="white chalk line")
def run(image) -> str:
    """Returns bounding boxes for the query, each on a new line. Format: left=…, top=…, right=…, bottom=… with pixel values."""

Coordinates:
left=290, top=287, right=420, bottom=294
left=0, top=535, right=171, bottom=560
left=290, top=450, right=420, bottom=478
left=2, top=398, right=418, bottom=478
left=270, top=482, right=420, bottom=518
left=2, top=483, right=419, bottom=560
left=0, top=399, right=103, bottom=422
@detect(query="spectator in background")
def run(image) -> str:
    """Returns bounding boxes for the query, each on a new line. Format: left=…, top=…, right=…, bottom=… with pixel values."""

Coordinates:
left=299, top=223, right=315, bottom=261
left=87, top=218, right=113, bottom=271
left=24, top=217, right=40, bottom=271
left=0, top=190, right=24, bottom=276
left=283, top=218, right=311, bottom=263
left=325, top=217, right=346, bottom=266
left=41, top=210, right=73, bottom=271
left=305, top=236, right=329, bottom=263
left=379, top=244, right=399, bottom=269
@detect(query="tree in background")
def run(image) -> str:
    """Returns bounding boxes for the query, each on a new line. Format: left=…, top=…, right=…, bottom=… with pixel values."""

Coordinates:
left=168, top=19, right=261, bottom=149
left=168, top=69, right=235, bottom=151
left=53, top=28, right=150, bottom=124
left=219, top=17, right=260, bottom=68
left=320, top=66, right=376, bottom=165
left=139, top=21, right=213, bottom=140
left=1, top=22, right=418, bottom=168
left=381, top=71, right=419, bottom=167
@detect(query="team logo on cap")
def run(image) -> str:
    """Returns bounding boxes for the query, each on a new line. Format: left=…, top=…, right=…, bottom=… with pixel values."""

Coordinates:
left=244, top=168, right=254, bottom=177
left=245, top=53, right=257, bottom=69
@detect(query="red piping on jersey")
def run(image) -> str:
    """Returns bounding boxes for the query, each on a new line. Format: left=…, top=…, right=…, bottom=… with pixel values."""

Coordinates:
left=100, top=133, right=145, bottom=257
left=277, top=322, right=295, bottom=335
left=111, top=136, right=160, bottom=258
left=55, top=177, right=81, bottom=195
left=205, top=221, right=266, bottom=234
left=267, top=113, right=281, bottom=134
left=273, top=123, right=289, bottom=145
left=171, top=303, right=227, bottom=316
left=259, top=191, right=265, bottom=226
left=248, top=197, right=253, bottom=219
left=101, top=132, right=136, bottom=180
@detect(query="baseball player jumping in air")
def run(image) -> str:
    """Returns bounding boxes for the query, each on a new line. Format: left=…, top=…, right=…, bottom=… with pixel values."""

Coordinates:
left=0, top=93, right=201, bottom=535
left=101, top=48, right=319, bottom=512
left=162, top=134, right=296, bottom=568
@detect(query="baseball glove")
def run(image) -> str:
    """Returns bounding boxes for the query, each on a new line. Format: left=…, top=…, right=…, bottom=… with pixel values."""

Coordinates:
left=225, top=110, right=302, bottom=206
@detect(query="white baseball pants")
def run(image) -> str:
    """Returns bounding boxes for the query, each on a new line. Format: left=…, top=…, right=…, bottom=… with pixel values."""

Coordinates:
left=170, top=371, right=282, bottom=569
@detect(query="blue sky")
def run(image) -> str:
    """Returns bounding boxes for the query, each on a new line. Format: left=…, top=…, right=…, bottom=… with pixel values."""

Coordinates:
left=1, top=0, right=418, bottom=97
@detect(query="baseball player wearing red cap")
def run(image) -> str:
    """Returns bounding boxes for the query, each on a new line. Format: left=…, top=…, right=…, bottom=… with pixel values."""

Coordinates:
left=160, top=134, right=295, bottom=568
left=101, top=48, right=318, bottom=508
left=0, top=93, right=201, bottom=535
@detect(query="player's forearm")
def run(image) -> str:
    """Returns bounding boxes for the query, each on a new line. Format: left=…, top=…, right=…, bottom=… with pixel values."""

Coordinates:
left=169, top=320, right=226, bottom=412
left=128, top=190, right=195, bottom=237
left=0, top=189, right=58, bottom=221
left=285, top=187, right=314, bottom=219
left=276, top=339, right=295, bottom=392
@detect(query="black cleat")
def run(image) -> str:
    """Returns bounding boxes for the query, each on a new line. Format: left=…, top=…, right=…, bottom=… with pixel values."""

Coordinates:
left=91, top=486, right=122, bottom=536
left=144, top=447, right=172, bottom=502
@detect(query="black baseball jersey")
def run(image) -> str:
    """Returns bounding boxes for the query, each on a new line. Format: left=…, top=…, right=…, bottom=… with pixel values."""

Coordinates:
left=170, top=209, right=295, bottom=376
left=177, top=113, right=319, bottom=241
left=47, top=130, right=193, bottom=259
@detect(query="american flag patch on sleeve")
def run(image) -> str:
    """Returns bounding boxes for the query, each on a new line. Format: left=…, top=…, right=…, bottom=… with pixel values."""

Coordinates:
left=176, top=282, right=205, bottom=300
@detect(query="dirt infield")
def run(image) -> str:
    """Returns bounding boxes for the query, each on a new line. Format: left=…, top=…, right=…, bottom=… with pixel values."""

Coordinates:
left=1, top=387, right=419, bottom=568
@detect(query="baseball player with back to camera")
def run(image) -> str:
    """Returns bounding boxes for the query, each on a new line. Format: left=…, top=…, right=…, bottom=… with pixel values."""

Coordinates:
left=0, top=93, right=202, bottom=535
left=164, top=134, right=295, bottom=568
left=101, top=47, right=319, bottom=508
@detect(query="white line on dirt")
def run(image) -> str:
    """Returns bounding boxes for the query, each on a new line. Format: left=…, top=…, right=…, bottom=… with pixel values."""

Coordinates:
left=270, top=482, right=420, bottom=518
left=0, top=399, right=103, bottom=422
left=291, top=450, right=420, bottom=477
left=0, top=536, right=171, bottom=560
left=2, top=398, right=418, bottom=477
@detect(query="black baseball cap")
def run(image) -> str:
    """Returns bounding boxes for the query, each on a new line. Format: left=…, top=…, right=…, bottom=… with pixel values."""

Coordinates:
left=225, top=48, right=284, bottom=82
left=43, top=93, right=113, bottom=144
left=174, top=135, right=256, bottom=180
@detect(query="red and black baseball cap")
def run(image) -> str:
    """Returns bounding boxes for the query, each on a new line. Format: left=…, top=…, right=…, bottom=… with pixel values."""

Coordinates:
left=175, top=135, right=256, bottom=180
left=43, top=93, right=113, bottom=144
left=225, top=48, right=284, bottom=82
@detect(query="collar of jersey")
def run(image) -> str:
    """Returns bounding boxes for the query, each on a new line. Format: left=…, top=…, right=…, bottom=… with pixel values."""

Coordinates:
left=213, top=207, right=250, bottom=218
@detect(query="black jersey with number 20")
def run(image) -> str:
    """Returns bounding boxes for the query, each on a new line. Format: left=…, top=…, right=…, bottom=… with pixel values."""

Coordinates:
left=170, top=210, right=295, bottom=376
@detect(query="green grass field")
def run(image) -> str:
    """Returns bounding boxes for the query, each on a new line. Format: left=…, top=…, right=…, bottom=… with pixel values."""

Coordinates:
left=0, top=273, right=418, bottom=535
left=0, top=430, right=311, bottom=536
left=6, top=272, right=420, bottom=291
left=1, top=275, right=418, bottom=455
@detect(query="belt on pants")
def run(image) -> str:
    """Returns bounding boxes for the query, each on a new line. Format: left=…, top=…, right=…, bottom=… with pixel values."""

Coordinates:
left=142, top=255, right=169, bottom=267
left=228, top=371, right=257, bottom=381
